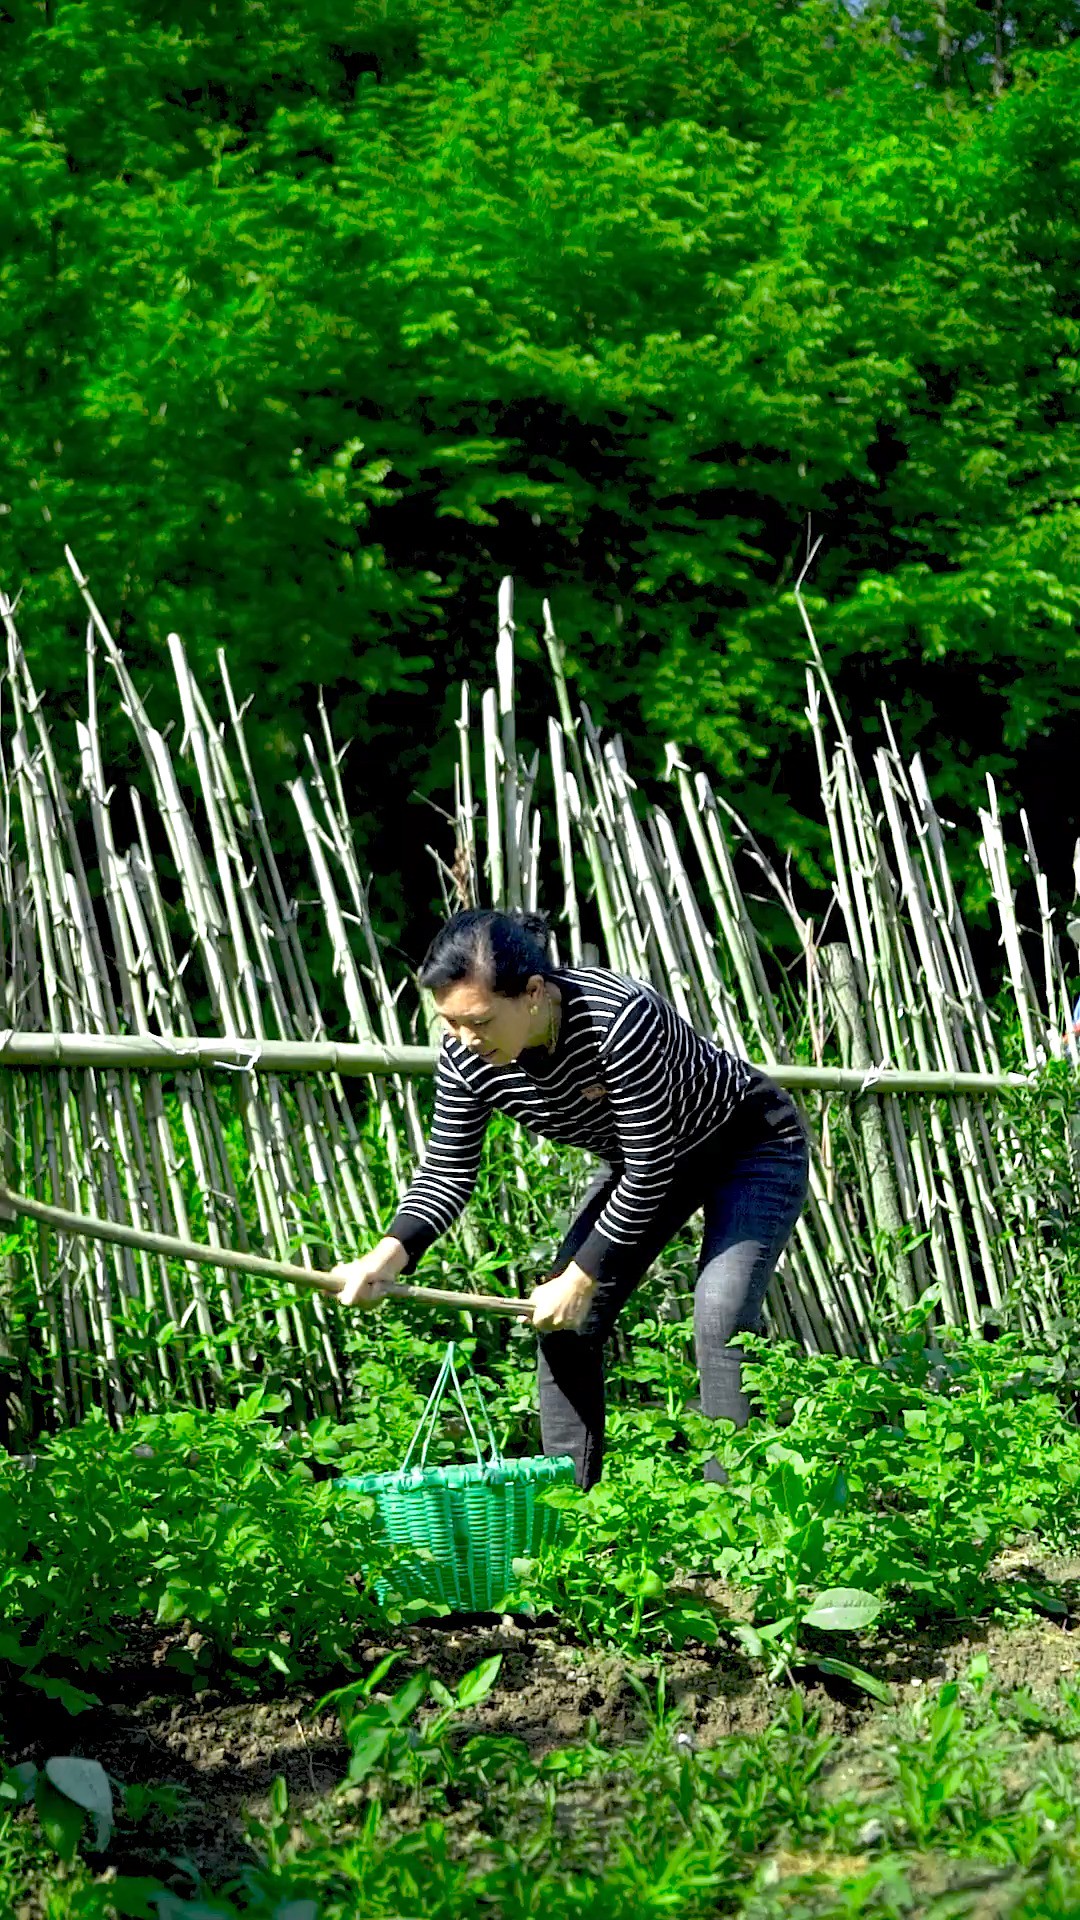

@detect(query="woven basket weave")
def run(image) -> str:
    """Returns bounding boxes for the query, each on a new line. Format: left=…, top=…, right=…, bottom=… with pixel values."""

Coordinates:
left=340, top=1342, right=576, bottom=1612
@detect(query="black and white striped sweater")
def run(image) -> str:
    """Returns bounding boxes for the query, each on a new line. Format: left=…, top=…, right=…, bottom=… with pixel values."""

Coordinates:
left=387, top=966, right=804, bottom=1284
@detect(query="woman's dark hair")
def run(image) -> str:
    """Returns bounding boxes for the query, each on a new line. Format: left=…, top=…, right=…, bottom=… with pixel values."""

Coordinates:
left=418, top=909, right=554, bottom=997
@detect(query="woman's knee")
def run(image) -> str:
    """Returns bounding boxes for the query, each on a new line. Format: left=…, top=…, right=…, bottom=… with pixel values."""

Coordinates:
left=694, top=1242, right=767, bottom=1337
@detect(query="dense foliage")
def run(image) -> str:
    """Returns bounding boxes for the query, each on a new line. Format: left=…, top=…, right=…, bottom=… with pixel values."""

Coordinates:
left=3, top=0, right=1080, bottom=928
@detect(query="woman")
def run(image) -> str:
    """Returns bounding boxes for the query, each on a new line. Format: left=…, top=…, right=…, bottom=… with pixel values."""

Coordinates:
left=333, top=909, right=809, bottom=1489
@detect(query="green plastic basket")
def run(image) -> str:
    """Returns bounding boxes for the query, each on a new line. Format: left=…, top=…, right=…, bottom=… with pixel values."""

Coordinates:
left=340, top=1342, right=576, bottom=1613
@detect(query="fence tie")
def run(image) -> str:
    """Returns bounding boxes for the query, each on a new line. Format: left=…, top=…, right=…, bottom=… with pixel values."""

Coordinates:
left=209, top=1045, right=264, bottom=1074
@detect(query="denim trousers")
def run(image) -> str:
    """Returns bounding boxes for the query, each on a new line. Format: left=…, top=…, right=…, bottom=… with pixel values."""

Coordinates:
left=537, top=1130, right=811, bottom=1488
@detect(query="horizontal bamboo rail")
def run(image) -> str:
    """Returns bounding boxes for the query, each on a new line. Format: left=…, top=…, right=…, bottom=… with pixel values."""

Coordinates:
left=0, top=1034, right=438, bottom=1077
left=765, top=1065, right=1036, bottom=1096
left=0, top=1031, right=1040, bottom=1095
left=0, top=1185, right=536, bottom=1320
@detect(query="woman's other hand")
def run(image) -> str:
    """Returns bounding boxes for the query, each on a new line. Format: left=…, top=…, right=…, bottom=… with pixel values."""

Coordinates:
left=528, top=1261, right=597, bottom=1332
left=331, top=1237, right=408, bottom=1308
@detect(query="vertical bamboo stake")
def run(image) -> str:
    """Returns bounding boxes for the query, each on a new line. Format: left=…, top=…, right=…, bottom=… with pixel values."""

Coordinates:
left=548, top=720, right=584, bottom=965
left=981, top=778, right=1041, bottom=1071
left=819, top=943, right=915, bottom=1311
left=496, top=578, right=522, bottom=913
left=541, top=604, right=621, bottom=959
left=455, top=683, right=480, bottom=910
left=481, top=688, right=504, bottom=907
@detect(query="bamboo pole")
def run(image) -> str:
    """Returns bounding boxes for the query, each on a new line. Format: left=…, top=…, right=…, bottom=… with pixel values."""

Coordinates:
left=496, top=578, right=523, bottom=913
left=481, top=687, right=504, bottom=908
left=0, top=1033, right=1039, bottom=1094
left=820, top=942, right=915, bottom=1311
left=541, top=603, right=621, bottom=962
left=0, top=1186, right=535, bottom=1319
left=455, top=683, right=480, bottom=910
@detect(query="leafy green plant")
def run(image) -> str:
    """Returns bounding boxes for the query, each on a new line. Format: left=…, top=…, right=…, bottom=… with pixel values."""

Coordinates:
left=2, top=1753, right=114, bottom=1865
left=315, top=1652, right=506, bottom=1803
left=513, top=1434, right=886, bottom=1694
left=494, top=1307, right=1080, bottom=1699
left=714, top=1442, right=884, bottom=1696
left=0, top=1396, right=391, bottom=1706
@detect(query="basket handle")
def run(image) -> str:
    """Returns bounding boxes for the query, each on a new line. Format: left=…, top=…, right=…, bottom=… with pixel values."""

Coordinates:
left=401, top=1341, right=501, bottom=1473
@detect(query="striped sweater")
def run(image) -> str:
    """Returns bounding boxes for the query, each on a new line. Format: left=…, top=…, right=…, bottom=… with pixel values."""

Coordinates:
left=387, top=966, right=804, bottom=1284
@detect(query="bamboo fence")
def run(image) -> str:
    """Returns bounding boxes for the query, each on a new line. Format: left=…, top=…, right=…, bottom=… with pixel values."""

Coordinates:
left=0, top=552, right=1076, bottom=1436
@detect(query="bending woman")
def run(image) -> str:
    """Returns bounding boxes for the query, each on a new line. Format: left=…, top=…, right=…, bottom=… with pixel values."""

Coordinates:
left=333, top=910, right=810, bottom=1489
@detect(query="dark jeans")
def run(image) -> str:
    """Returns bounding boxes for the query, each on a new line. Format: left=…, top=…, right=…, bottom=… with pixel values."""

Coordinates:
left=537, top=1131, right=810, bottom=1488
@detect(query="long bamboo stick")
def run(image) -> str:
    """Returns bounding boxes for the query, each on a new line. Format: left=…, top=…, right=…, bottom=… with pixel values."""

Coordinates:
left=0, top=1033, right=1039, bottom=1094
left=0, top=1185, right=536, bottom=1320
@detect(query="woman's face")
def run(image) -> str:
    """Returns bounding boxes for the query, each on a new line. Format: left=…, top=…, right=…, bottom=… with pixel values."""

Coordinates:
left=433, top=972, right=549, bottom=1066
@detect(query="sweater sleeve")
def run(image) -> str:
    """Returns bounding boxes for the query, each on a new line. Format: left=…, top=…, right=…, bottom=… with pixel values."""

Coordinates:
left=573, top=992, right=678, bottom=1284
left=385, top=1046, right=489, bottom=1272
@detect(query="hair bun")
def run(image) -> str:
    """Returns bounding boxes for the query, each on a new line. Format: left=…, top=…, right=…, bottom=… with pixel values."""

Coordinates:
left=512, top=909, right=552, bottom=949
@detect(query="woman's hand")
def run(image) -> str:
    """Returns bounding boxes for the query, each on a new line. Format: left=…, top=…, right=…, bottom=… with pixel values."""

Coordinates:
left=331, top=1237, right=408, bottom=1308
left=529, top=1261, right=597, bottom=1332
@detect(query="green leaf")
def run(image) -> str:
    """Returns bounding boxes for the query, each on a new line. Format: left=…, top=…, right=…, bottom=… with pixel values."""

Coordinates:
left=811, top=1656, right=893, bottom=1705
left=387, top=1671, right=429, bottom=1726
left=1, top=1761, right=36, bottom=1805
left=731, top=1624, right=764, bottom=1659
left=155, top=1581, right=191, bottom=1625
left=364, top=1652, right=404, bottom=1695
left=24, top=1675, right=102, bottom=1715
left=749, top=1616, right=798, bottom=1644
left=44, top=1755, right=114, bottom=1849
left=34, top=1771, right=86, bottom=1864
left=313, top=1652, right=401, bottom=1723
left=456, top=1654, right=503, bottom=1709
left=394, top=1597, right=450, bottom=1622
left=538, top=1486, right=583, bottom=1511
left=663, top=1605, right=721, bottom=1650
left=1008, top=1581, right=1068, bottom=1617
left=346, top=1723, right=391, bottom=1783
left=0, top=1630, right=37, bottom=1670
left=802, top=1588, right=882, bottom=1632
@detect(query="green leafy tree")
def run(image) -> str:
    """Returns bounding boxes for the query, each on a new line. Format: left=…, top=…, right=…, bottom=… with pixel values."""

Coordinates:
left=1, top=0, right=1078, bottom=938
